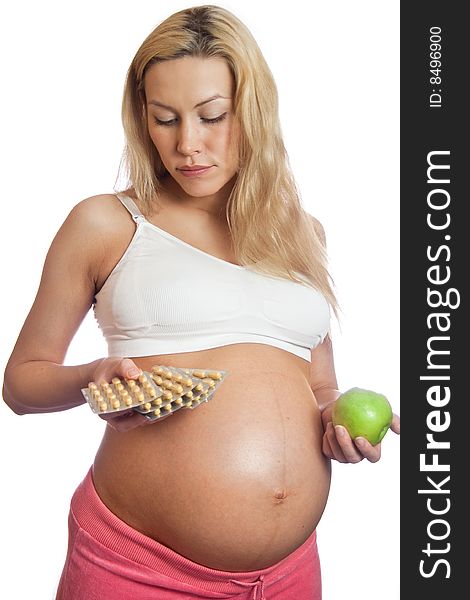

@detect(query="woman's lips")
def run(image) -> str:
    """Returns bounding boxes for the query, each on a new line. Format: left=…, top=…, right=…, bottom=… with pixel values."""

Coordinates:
left=177, top=166, right=214, bottom=177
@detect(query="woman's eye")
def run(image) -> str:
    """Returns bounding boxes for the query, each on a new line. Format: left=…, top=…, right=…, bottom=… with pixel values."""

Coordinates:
left=153, top=113, right=228, bottom=127
left=202, top=113, right=227, bottom=124
left=154, top=118, right=176, bottom=126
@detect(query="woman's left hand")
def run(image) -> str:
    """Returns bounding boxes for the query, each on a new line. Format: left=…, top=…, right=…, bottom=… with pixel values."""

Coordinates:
left=320, top=403, right=400, bottom=463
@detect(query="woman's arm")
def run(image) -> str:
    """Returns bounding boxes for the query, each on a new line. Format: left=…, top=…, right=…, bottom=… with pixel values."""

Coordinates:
left=2, top=196, right=141, bottom=416
left=308, top=213, right=400, bottom=462
left=310, top=334, right=400, bottom=463
left=309, top=333, right=340, bottom=412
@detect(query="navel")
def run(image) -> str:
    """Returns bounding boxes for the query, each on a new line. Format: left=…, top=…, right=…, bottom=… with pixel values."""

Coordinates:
left=273, top=488, right=288, bottom=503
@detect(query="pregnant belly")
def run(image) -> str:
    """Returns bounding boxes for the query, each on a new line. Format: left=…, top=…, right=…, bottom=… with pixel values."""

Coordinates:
left=92, top=344, right=331, bottom=571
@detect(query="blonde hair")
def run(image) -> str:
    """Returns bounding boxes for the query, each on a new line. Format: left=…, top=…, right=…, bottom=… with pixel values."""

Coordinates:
left=117, top=4, right=338, bottom=315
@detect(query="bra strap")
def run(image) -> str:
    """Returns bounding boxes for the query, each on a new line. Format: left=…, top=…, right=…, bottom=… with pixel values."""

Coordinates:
left=115, top=193, right=146, bottom=223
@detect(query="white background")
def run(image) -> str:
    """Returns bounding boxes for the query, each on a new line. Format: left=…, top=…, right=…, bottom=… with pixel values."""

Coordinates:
left=0, top=1, right=399, bottom=598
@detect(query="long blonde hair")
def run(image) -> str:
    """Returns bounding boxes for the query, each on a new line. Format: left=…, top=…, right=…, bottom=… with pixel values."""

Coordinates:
left=117, top=4, right=338, bottom=314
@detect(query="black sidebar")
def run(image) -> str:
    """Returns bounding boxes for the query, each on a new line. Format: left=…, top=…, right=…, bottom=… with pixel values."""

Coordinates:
left=401, top=2, right=467, bottom=597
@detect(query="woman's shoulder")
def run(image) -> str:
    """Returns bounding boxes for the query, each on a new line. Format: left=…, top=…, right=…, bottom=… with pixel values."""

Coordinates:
left=50, top=191, right=137, bottom=276
left=67, top=190, right=134, bottom=232
left=72, top=191, right=127, bottom=218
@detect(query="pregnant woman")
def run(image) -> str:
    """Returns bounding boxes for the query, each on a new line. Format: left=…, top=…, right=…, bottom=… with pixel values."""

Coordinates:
left=2, top=5, right=399, bottom=599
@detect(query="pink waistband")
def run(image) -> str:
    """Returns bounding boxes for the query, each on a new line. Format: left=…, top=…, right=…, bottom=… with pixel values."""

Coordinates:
left=70, top=467, right=317, bottom=594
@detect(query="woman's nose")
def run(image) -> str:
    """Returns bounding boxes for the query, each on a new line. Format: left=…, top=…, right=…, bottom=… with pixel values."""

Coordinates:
left=176, top=120, right=202, bottom=156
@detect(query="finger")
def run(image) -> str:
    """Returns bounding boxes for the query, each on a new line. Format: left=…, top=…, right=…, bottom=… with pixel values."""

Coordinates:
left=391, top=413, right=401, bottom=434
left=119, top=358, right=142, bottom=380
left=99, top=409, right=134, bottom=422
left=335, top=426, right=364, bottom=463
left=101, top=411, right=149, bottom=432
left=93, top=358, right=141, bottom=384
left=322, top=432, right=335, bottom=459
left=320, top=405, right=334, bottom=431
left=121, top=413, right=150, bottom=430
left=354, top=437, right=381, bottom=463
left=141, top=412, right=173, bottom=426
left=326, top=422, right=348, bottom=463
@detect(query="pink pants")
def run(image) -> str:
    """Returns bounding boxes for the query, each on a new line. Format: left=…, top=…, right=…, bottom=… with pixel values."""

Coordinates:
left=56, top=468, right=322, bottom=599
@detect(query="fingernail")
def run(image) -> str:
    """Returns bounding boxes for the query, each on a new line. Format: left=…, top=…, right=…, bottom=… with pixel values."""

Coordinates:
left=127, top=367, right=140, bottom=378
left=335, top=425, right=345, bottom=437
left=355, top=437, right=366, bottom=447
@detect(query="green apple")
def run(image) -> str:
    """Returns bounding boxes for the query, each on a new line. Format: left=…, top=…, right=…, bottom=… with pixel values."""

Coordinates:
left=332, top=387, right=393, bottom=446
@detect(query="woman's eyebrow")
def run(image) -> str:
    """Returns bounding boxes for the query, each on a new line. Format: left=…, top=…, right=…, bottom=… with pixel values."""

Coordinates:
left=147, top=95, right=230, bottom=110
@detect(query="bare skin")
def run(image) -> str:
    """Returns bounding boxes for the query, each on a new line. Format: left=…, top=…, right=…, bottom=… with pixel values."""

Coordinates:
left=2, top=190, right=396, bottom=570
left=2, top=56, right=399, bottom=572
left=91, top=188, right=333, bottom=570
left=93, top=344, right=332, bottom=571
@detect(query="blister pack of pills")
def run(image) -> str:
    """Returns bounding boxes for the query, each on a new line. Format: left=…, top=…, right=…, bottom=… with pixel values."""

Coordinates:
left=81, top=365, right=228, bottom=421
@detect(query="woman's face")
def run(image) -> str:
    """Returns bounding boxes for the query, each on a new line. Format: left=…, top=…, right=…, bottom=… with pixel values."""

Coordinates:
left=144, top=56, right=240, bottom=203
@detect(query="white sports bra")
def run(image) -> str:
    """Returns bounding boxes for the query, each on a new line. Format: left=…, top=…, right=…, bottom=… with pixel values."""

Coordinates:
left=93, top=193, right=330, bottom=362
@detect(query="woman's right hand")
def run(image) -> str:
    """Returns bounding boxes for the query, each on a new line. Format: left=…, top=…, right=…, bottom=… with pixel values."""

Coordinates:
left=90, top=357, right=167, bottom=432
left=91, top=356, right=142, bottom=386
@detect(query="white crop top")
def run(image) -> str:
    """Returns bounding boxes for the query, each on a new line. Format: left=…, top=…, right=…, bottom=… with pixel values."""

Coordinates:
left=93, top=193, right=330, bottom=362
